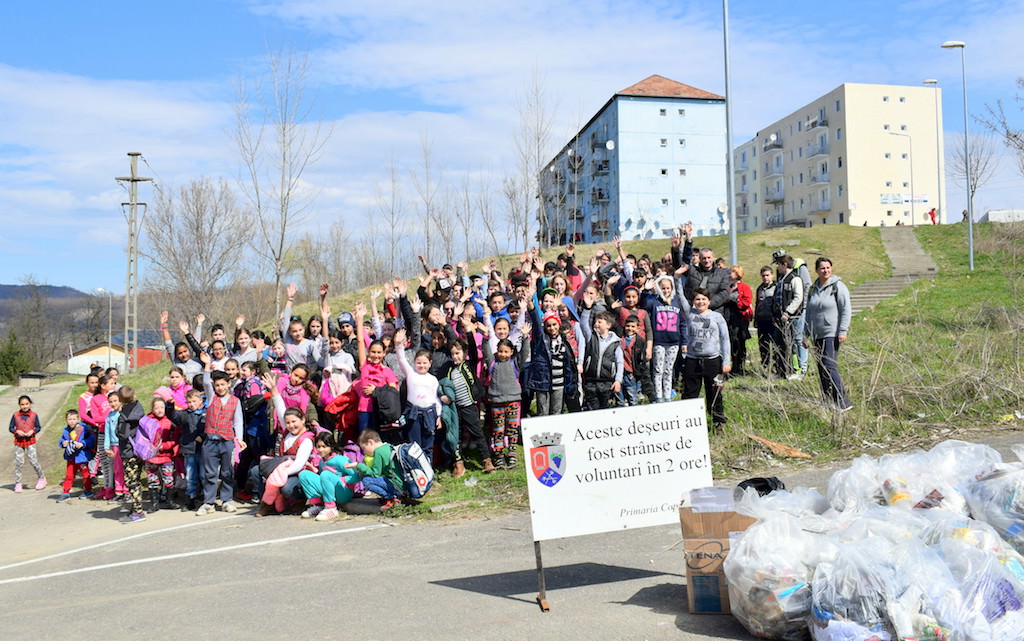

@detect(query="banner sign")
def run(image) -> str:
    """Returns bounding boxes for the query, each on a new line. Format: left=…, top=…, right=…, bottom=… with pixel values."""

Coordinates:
left=522, top=399, right=713, bottom=541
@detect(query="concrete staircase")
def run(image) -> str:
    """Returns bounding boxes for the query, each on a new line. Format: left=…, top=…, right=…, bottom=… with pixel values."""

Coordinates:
left=848, top=226, right=939, bottom=315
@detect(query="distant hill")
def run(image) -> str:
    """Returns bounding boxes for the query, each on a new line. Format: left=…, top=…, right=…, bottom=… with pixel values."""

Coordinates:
left=0, top=283, right=88, bottom=300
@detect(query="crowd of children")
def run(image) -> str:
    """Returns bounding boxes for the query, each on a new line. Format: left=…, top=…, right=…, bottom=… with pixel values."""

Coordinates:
left=9, top=225, right=765, bottom=523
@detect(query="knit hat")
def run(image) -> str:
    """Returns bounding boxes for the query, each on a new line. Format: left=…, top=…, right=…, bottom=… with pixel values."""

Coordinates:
left=542, top=311, right=560, bottom=325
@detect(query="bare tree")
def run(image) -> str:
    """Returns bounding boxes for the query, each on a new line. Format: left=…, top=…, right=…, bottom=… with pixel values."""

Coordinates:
left=376, top=159, right=406, bottom=276
left=477, top=173, right=503, bottom=265
left=292, top=219, right=352, bottom=296
left=456, top=171, right=476, bottom=262
left=948, top=131, right=1001, bottom=205
left=501, top=174, right=529, bottom=252
left=11, top=276, right=64, bottom=369
left=410, top=134, right=442, bottom=267
left=980, top=78, right=1024, bottom=177
left=434, top=185, right=457, bottom=264
left=141, top=178, right=247, bottom=321
left=510, top=65, right=559, bottom=249
left=233, top=45, right=331, bottom=323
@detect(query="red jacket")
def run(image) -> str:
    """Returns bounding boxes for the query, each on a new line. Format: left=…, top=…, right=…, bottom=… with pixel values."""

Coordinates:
left=736, top=281, right=754, bottom=322
left=145, top=415, right=180, bottom=464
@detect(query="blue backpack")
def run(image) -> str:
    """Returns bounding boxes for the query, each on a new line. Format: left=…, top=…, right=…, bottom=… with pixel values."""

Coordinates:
left=391, top=442, right=434, bottom=499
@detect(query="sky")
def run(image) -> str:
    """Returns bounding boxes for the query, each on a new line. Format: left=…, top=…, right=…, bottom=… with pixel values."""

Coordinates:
left=1, top=0, right=1022, bottom=294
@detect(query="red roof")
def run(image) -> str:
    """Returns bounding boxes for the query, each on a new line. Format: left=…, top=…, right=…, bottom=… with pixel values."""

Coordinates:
left=616, top=74, right=723, bottom=100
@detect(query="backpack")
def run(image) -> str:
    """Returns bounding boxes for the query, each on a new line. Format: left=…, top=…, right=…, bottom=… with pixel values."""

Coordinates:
left=391, top=442, right=434, bottom=499
left=132, top=416, right=163, bottom=461
left=372, top=385, right=403, bottom=425
left=340, top=440, right=366, bottom=496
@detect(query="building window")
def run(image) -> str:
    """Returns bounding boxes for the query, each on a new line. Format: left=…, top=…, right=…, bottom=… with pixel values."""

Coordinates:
left=659, top=108, right=667, bottom=116
left=797, top=120, right=803, bottom=132
left=902, top=182, right=909, bottom=188
left=678, top=108, right=686, bottom=116
left=753, top=170, right=757, bottom=180
left=902, top=153, right=908, bottom=159
left=885, top=181, right=893, bottom=188
left=798, top=147, right=803, bottom=158
left=678, top=168, right=686, bottom=176
left=679, top=199, right=688, bottom=206
left=883, top=124, right=890, bottom=130
left=799, top=198, right=805, bottom=210
left=659, top=138, right=667, bottom=147
left=837, top=156, right=843, bottom=168
left=899, top=96, right=906, bottom=103
left=884, top=153, right=891, bottom=159
left=836, top=128, right=842, bottom=140
left=661, top=198, right=669, bottom=206
left=900, top=125, right=908, bottom=131
left=799, top=173, right=804, bottom=184
left=887, top=210, right=894, bottom=217
left=835, top=99, right=841, bottom=112
left=660, top=168, right=668, bottom=176
left=838, top=184, right=844, bottom=197
left=753, top=193, right=758, bottom=204
left=883, top=96, right=889, bottom=102
left=678, top=138, right=686, bottom=147
left=904, top=210, right=911, bottom=217
left=839, top=212, right=844, bottom=223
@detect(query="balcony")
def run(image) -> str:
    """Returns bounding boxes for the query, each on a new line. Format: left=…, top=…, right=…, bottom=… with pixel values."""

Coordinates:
left=590, top=188, right=610, bottom=204
left=591, top=160, right=610, bottom=176
left=809, top=143, right=830, bottom=157
left=737, top=183, right=750, bottom=194
left=765, top=188, right=785, bottom=203
left=568, top=208, right=584, bottom=221
left=591, top=220, right=611, bottom=236
left=813, top=200, right=832, bottom=213
left=549, top=171, right=565, bottom=184
left=762, top=139, right=783, bottom=152
left=767, top=165, right=784, bottom=177
left=570, top=180, right=585, bottom=194
left=808, top=118, right=829, bottom=130
left=734, top=159, right=749, bottom=171
left=810, top=171, right=830, bottom=183
left=737, top=205, right=750, bottom=218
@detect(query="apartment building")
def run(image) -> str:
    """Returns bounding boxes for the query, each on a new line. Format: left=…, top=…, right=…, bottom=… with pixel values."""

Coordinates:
left=539, top=75, right=728, bottom=245
left=734, top=83, right=944, bottom=231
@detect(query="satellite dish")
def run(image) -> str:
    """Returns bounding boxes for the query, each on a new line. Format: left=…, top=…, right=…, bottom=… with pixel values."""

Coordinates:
left=567, top=148, right=574, bottom=156
left=606, top=140, right=615, bottom=151
left=769, top=133, right=777, bottom=142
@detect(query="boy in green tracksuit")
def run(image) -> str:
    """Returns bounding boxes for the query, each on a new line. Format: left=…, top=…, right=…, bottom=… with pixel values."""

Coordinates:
left=347, top=430, right=404, bottom=509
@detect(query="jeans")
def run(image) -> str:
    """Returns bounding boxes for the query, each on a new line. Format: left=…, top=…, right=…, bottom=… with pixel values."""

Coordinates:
left=792, top=312, right=808, bottom=372
left=201, top=438, right=235, bottom=506
left=813, top=337, right=850, bottom=409
left=362, top=476, right=400, bottom=499
left=403, top=405, right=436, bottom=462
left=183, top=453, right=202, bottom=498
left=619, top=373, right=640, bottom=406
left=534, top=387, right=565, bottom=416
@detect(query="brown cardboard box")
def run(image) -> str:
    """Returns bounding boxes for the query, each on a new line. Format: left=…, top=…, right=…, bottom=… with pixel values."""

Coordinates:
left=679, top=507, right=757, bottom=614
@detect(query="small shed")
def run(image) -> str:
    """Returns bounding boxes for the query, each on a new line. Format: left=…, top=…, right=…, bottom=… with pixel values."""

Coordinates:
left=18, top=372, right=53, bottom=390
left=66, top=330, right=165, bottom=375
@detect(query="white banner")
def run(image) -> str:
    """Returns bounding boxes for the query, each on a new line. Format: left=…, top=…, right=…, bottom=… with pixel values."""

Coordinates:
left=522, top=399, right=713, bottom=542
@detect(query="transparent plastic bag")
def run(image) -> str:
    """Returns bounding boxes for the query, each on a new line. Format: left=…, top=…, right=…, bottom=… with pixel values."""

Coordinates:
left=964, top=464, right=1024, bottom=554
left=735, top=486, right=830, bottom=521
left=828, top=455, right=883, bottom=513
left=725, top=513, right=836, bottom=640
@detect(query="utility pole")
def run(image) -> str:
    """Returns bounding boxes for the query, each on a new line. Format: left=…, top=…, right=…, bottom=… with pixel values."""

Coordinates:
left=115, top=152, right=151, bottom=373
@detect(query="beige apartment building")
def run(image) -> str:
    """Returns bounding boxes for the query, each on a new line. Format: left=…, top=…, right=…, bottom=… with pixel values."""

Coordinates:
left=734, top=83, right=944, bottom=230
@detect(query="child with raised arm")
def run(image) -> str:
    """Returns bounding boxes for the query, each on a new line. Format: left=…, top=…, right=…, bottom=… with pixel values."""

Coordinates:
left=195, top=352, right=245, bottom=515
left=393, top=327, right=442, bottom=461
left=160, top=311, right=203, bottom=380
left=255, top=372, right=316, bottom=517
left=352, top=301, right=398, bottom=434
left=281, top=283, right=322, bottom=369
left=56, top=409, right=96, bottom=501
left=10, top=395, right=47, bottom=492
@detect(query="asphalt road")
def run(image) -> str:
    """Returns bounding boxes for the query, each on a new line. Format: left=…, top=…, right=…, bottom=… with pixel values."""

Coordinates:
left=1, top=428, right=1020, bottom=641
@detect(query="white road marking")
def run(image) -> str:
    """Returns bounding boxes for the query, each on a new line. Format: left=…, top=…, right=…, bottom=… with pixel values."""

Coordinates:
left=0, top=515, right=245, bottom=573
left=0, top=523, right=390, bottom=586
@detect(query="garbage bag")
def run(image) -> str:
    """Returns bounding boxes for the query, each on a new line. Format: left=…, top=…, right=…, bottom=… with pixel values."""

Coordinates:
left=964, top=464, right=1024, bottom=554
left=725, top=513, right=836, bottom=640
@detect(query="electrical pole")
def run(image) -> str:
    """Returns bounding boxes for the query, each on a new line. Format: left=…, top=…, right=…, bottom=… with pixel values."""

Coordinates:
left=115, top=152, right=151, bottom=373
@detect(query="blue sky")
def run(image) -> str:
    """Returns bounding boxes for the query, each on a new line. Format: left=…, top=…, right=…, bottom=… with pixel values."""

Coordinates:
left=1, top=0, right=1022, bottom=293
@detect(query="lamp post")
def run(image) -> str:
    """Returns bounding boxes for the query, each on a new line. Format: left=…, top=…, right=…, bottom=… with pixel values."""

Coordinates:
left=723, top=0, right=738, bottom=262
left=888, top=132, right=914, bottom=225
left=922, top=79, right=942, bottom=222
left=941, top=40, right=974, bottom=270
left=95, top=288, right=113, bottom=368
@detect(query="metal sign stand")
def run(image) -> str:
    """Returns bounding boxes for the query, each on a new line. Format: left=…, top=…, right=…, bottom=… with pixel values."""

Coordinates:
left=534, top=540, right=550, bottom=612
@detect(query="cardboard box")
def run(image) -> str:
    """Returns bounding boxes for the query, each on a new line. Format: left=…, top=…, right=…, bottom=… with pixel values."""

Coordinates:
left=679, top=506, right=757, bottom=614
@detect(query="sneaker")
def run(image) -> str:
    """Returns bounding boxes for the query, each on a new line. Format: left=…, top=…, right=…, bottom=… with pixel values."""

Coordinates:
left=13, top=483, right=22, bottom=493
left=314, top=507, right=339, bottom=521
left=235, top=490, right=254, bottom=502
left=493, top=457, right=506, bottom=470
left=195, top=503, right=215, bottom=516
left=786, top=372, right=804, bottom=380
left=56, top=493, right=71, bottom=503
left=34, top=477, right=47, bottom=491
left=839, top=403, right=854, bottom=413
left=301, top=505, right=323, bottom=519
left=506, top=457, right=518, bottom=469
left=380, top=498, right=401, bottom=511
left=362, top=491, right=381, bottom=500
left=120, top=512, right=146, bottom=524
left=81, top=490, right=95, bottom=499
left=221, top=501, right=238, bottom=513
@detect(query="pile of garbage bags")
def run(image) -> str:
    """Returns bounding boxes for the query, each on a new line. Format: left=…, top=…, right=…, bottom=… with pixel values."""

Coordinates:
left=723, top=440, right=1024, bottom=641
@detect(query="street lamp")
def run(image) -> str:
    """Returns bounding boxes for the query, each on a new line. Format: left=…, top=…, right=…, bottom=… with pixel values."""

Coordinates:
left=888, top=132, right=914, bottom=225
left=941, top=40, right=974, bottom=270
left=922, top=79, right=942, bottom=222
left=722, top=0, right=737, bottom=262
left=95, top=288, right=113, bottom=369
